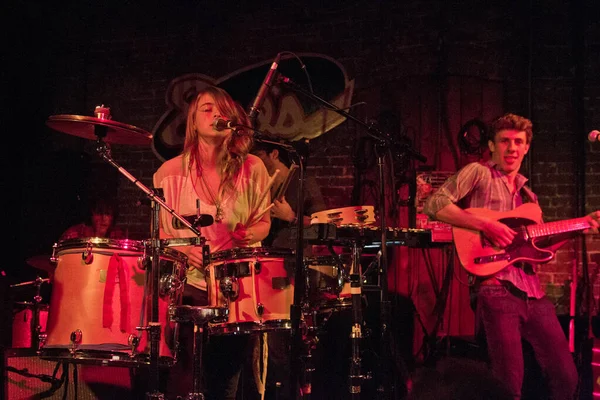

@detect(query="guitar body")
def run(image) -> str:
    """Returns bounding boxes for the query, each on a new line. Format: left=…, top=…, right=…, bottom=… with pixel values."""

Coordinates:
left=452, top=203, right=554, bottom=276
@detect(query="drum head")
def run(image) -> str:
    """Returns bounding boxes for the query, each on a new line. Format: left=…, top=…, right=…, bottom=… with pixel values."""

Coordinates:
left=56, top=237, right=146, bottom=253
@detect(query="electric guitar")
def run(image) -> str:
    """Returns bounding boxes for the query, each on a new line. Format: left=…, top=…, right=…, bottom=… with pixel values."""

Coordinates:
left=452, top=203, right=594, bottom=276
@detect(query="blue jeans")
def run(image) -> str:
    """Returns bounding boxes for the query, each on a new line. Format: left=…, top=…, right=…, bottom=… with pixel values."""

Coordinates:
left=475, top=285, right=578, bottom=400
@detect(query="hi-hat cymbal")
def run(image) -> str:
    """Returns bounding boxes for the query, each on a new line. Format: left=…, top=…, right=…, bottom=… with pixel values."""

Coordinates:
left=46, top=114, right=152, bottom=145
left=26, top=255, right=56, bottom=273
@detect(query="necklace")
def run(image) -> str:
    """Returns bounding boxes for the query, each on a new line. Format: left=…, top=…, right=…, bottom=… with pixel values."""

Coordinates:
left=198, top=173, right=224, bottom=223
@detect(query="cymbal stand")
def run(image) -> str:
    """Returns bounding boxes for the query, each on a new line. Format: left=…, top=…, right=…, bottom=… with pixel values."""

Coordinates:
left=348, top=233, right=370, bottom=398
left=279, top=77, right=426, bottom=399
left=93, top=133, right=204, bottom=399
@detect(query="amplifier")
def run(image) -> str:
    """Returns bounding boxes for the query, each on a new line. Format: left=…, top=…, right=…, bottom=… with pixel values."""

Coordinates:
left=2, top=348, right=137, bottom=400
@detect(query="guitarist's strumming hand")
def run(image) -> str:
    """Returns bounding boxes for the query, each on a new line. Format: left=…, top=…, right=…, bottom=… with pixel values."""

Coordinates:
left=584, top=211, right=600, bottom=234
left=434, top=203, right=518, bottom=249
left=481, top=219, right=517, bottom=248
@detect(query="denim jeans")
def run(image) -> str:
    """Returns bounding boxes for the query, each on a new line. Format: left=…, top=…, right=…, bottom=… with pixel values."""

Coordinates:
left=475, top=285, right=578, bottom=400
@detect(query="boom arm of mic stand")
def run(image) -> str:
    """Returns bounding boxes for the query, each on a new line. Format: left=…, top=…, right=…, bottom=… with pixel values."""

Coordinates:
left=279, top=79, right=427, bottom=164
left=281, top=79, right=415, bottom=397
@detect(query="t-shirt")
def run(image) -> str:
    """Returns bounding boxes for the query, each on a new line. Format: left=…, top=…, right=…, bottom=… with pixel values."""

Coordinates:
left=153, top=153, right=271, bottom=291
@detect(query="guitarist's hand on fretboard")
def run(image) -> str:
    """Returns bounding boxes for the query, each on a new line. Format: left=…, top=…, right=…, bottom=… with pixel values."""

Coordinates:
left=481, top=219, right=517, bottom=248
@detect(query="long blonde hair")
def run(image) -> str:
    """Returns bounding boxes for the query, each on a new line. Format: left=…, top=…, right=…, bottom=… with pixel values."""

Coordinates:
left=183, top=86, right=253, bottom=192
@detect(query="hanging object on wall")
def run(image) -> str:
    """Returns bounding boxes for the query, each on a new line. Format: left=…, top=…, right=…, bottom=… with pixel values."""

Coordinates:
left=457, top=118, right=488, bottom=156
left=151, top=53, right=355, bottom=162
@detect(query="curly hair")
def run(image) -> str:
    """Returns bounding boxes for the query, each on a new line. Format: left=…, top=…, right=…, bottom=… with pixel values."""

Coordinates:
left=183, top=86, right=253, bottom=192
left=489, top=113, right=533, bottom=144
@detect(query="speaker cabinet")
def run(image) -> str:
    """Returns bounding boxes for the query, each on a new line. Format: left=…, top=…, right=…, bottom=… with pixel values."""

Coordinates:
left=2, top=348, right=137, bottom=400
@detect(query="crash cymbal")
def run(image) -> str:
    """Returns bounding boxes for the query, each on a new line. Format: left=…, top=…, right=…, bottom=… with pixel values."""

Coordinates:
left=46, top=114, right=152, bottom=145
left=26, top=255, right=56, bottom=273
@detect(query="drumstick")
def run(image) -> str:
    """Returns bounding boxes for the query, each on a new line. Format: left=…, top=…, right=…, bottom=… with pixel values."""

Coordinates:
left=246, top=169, right=280, bottom=226
left=256, top=169, right=280, bottom=209
left=250, top=203, right=275, bottom=225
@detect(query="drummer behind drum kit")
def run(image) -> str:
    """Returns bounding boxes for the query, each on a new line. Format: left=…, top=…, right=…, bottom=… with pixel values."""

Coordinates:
left=10, top=106, right=395, bottom=399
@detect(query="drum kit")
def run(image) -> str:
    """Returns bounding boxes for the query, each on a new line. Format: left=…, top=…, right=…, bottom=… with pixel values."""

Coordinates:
left=12, top=107, right=389, bottom=399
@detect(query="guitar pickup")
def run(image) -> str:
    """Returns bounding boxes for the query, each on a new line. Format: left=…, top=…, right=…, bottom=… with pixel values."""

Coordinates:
left=474, top=253, right=511, bottom=264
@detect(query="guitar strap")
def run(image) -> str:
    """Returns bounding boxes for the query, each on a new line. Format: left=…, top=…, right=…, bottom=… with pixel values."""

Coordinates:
left=520, top=186, right=536, bottom=205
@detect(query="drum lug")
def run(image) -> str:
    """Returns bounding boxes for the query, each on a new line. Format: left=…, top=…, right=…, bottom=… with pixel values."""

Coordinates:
left=159, top=274, right=172, bottom=297
left=82, top=250, right=93, bottom=264
left=69, top=329, right=82, bottom=355
left=128, top=334, right=140, bottom=356
left=82, top=242, right=94, bottom=264
left=254, top=261, right=262, bottom=274
left=256, top=303, right=264, bottom=317
left=38, top=333, right=47, bottom=350
left=220, top=276, right=239, bottom=301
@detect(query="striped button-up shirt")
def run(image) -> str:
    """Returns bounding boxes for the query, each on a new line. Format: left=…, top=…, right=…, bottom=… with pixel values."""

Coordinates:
left=423, top=160, right=545, bottom=299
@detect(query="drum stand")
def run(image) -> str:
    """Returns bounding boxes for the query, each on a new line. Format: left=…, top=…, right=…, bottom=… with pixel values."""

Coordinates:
left=347, top=235, right=371, bottom=398
left=93, top=134, right=207, bottom=399
left=168, top=305, right=228, bottom=400
left=279, top=78, right=426, bottom=399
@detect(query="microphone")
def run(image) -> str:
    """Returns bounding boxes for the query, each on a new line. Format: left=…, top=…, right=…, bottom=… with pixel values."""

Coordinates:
left=247, top=52, right=282, bottom=123
left=588, top=130, right=600, bottom=142
left=213, top=118, right=237, bottom=131
left=172, top=214, right=214, bottom=229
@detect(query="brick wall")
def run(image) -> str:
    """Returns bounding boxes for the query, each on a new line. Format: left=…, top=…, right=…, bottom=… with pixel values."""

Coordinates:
left=15, top=1, right=600, bottom=311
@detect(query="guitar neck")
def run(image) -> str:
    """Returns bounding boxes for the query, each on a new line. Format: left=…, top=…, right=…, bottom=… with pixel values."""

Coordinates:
left=528, top=217, right=590, bottom=239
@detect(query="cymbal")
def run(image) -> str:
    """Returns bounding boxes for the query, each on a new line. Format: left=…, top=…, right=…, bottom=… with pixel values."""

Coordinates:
left=26, top=255, right=56, bottom=273
left=46, top=114, right=152, bottom=145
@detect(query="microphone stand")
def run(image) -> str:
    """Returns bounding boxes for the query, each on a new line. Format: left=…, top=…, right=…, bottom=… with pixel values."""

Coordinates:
left=93, top=134, right=204, bottom=399
left=252, top=134, right=308, bottom=399
left=280, top=78, right=426, bottom=399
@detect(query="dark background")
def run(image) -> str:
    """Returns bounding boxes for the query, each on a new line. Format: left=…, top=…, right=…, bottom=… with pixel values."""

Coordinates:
left=3, top=1, right=599, bottom=389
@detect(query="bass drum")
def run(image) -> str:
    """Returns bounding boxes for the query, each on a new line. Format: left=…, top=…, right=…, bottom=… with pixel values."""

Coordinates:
left=41, top=237, right=186, bottom=367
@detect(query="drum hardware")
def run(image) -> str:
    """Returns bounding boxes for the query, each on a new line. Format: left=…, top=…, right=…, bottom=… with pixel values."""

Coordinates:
left=10, top=276, right=51, bottom=350
left=69, top=329, right=83, bottom=355
left=159, top=271, right=184, bottom=297
left=46, top=107, right=209, bottom=399
left=280, top=80, right=426, bottom=398
left=82, top=241, right=94, bottom=264
left=46, top=109, right=152, bottom=145
left=128, top=334, right=141, bottom=356
left=219, top=276, right=239, bottom=301
left=168, top=305, right=228, bottom=400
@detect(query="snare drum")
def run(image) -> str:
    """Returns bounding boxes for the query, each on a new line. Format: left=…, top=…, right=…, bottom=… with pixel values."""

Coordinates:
left=206, top=247, right=294, bottom=335
left=305, top=255, right=353, bottom=311
left=41, top=237, right=186, bottom=367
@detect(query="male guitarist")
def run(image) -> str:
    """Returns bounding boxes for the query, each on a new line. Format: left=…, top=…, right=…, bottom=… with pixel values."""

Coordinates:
left=423, top=113, right=599, bottom=399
